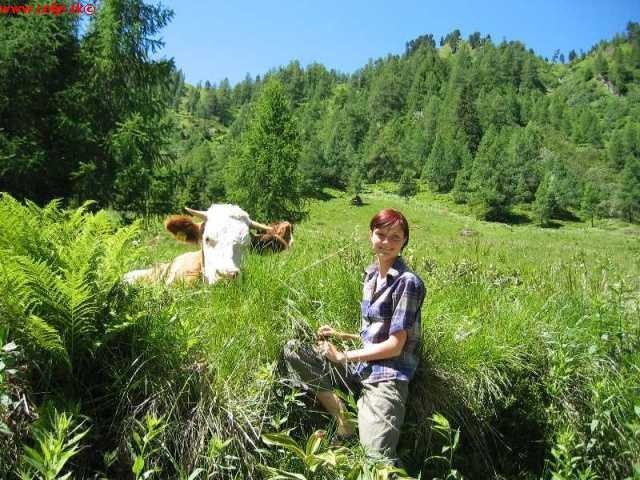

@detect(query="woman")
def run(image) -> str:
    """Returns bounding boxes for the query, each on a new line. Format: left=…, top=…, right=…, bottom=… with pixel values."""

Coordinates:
left=284, top=208, right=425, bottom=465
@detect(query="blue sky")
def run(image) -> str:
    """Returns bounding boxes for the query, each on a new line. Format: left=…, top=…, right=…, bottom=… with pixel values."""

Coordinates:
left=157, top=0, right=640, bottom=86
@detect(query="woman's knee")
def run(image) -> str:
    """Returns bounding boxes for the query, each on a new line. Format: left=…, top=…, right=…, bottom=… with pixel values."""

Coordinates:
left=283, top=339, right=301, bottom=361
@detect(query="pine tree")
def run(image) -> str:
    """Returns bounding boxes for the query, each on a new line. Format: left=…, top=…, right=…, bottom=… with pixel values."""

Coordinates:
left=573, top=108, right=601, bottom=145
left=520, top=56, right=541, bottom=91
left=467, top=127, right=513, bottom=220
left=533, top=174, right=554, bottom=226
left=421, top=128, right=469, bottom=193
left=616, top=157, right=640, bottom=223
left=225, top=78, right=303, bottom=221
left=457, top=82, right=482, bottom=154
left=581, top=182, right=602, bottom=226
left=607, top=129, right=628, bottom=170
left=594, top=51, right=609, bottom=77
left=509, top=124, right=542, bottom=203
left=397, top=170, right=418, bottom=198
left=347, top=165, right=365, bottom=196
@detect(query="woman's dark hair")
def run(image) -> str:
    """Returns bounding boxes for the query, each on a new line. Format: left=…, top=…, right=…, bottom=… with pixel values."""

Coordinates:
left=369, top=208, right=410, bottom=250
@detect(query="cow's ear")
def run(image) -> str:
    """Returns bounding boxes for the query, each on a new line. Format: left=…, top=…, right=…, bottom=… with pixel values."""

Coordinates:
left=281, top=223, right=293, bottom=242
left=165, top=215, right=202, bottom=244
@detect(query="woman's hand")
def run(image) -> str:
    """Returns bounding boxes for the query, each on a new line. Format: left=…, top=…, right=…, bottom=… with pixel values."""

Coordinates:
left=317, top=325, right=360, bottom=342
left=318, top=340, right=346, bottom=364
left=317, top=325, right=335, bottom=338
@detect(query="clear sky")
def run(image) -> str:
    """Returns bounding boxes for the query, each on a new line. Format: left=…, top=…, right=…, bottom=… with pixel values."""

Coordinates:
left=156, top=0, right=640, bottom=86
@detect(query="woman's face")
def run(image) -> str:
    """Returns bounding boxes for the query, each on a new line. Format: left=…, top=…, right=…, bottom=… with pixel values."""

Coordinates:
left=370, top=224, right=405, bottom=261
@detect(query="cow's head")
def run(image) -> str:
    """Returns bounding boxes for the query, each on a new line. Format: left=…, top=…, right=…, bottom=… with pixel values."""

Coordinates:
left=166, top=204, right=271, bottom=284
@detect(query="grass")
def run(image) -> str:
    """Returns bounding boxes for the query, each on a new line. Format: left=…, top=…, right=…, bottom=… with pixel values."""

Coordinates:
left=2, top=189, right=638, bottom=479
left=121, top=187, right=638, bottom=477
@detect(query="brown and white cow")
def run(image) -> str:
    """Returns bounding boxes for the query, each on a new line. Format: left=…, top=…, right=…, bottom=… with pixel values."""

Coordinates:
left=124, top=204, right=293, bottom=286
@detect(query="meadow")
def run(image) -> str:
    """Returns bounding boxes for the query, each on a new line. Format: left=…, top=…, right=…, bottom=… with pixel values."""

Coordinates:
left=1, top=188, right=639, bottom=479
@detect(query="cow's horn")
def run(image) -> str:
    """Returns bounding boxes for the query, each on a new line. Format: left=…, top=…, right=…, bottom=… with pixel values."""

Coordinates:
left=249, top=219, right=271, bottom=231
left=185, top=207, right=208, bottom=219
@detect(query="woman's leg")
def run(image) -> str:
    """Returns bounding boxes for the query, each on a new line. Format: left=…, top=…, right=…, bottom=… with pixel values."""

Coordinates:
left=357, top=380, right=409, bottom=465
left=316, top=390, right=354, bottom=436
left=283, top=339, right=356, bottom=436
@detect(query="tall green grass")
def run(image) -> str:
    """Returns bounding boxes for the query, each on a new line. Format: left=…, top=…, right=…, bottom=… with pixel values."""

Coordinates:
left=1, top=190, right=638, bottom=479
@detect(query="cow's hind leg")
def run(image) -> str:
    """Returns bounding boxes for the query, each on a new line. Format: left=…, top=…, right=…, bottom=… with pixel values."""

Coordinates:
left=123, top=263, right=171, bottom=284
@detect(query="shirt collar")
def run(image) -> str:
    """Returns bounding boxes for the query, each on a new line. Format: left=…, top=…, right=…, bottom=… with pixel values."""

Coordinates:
left=364, top=256, right=408, bottom=279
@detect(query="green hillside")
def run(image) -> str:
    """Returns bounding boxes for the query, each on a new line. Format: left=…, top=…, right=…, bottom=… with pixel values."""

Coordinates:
left=2, top=189, right=638, bottom=478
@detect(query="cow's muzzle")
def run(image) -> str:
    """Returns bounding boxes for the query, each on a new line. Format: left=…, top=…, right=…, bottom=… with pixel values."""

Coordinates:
left=217, top=269, right=239, bottom=280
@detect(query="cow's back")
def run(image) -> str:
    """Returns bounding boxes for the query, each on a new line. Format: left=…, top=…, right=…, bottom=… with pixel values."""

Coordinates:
left=165, top=251, right=202, bottom=285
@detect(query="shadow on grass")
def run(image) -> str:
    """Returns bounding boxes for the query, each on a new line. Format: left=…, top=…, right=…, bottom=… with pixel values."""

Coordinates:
left=307, top=190, right=337, bottom=201
left=486, top=211, right=533, bottom=225
left=401, top=360, right=547, bottom=479
left=540, top=220, right=563, bottom=229
left=402, top=360, right=494, bottom=478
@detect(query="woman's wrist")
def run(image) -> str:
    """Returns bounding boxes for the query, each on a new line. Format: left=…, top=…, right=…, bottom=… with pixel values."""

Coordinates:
left=342, top=351, right=356, bottom=363
left=339, top=351, right=349, bottom=364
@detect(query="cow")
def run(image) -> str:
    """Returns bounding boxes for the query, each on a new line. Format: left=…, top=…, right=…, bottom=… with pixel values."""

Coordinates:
left=251, top=221, right=294, bottom=252
left=123, top=204, right=292, bottom=286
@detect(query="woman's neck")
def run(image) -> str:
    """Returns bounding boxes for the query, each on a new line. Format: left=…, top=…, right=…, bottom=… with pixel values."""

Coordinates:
left=377, top=255, right=398, bottom=278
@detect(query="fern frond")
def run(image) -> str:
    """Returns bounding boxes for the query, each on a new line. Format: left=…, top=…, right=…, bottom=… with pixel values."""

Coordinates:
left=56, top=269, right=98, bottom=358
left=0, top=194, right=62, bottom=265
left=15, top=256, right=67, bottom=319
left=97, top=220, right=142, bottom=288
left=0, top=253, right=33, bottom=327
left=25, top=314, right=69, bottom=366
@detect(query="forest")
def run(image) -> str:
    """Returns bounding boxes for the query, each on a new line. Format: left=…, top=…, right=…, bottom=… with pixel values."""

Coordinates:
left=1, top=1, right=639, bottom=479
left=1, top=3, right=640, bottom=225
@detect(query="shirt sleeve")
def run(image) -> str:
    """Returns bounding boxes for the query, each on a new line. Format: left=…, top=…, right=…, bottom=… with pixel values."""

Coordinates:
left=389, top=273, right=425, bottom=335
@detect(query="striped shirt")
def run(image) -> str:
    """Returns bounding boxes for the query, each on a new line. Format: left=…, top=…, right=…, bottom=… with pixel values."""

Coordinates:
left=355, top=256, right=425, bottom=384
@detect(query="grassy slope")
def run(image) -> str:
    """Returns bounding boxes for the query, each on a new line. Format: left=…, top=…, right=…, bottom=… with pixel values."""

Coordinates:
left=133, top=187, right=639, bottom=477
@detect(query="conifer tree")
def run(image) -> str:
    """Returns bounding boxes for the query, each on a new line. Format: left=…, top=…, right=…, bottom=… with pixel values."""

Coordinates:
left=421, top=128, right=470, bottom=193
left=533, top=173, right=556, bottom=226
left=510, top=124, right=542, bottom=203
left=226, top=78, right=303, bottom=221
left=607, top=129, right=628, bottom=170
left=594, top=51, right=609, bottom=77
left=616, top=157, right=640, bottom=223
left=581, top=182, right=602, bottom=226
left=520, top=56, right=541, bottom=91
left=397, top=170, right=418, bottom=198
left=347, top=165, right=365, bottom=196
left=457, top=82, right=482, bottom=154
left=467, top=127, right=513, bottom=220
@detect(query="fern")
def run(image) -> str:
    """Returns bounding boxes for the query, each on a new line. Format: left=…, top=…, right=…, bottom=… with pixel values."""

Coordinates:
left=25, top=315, right=69, bottom=366
left=0, top=194, right=142, bottom=372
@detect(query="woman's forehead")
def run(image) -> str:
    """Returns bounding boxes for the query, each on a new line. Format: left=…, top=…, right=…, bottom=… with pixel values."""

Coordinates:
left=372, top=224, right=405, bottom=236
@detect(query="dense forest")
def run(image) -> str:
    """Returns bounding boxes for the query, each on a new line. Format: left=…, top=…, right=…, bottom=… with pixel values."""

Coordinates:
left=1, top=1, right=640, bottom=225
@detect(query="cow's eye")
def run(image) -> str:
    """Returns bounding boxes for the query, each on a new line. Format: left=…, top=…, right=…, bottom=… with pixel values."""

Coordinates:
left=205, top=237, right=216, bottom=247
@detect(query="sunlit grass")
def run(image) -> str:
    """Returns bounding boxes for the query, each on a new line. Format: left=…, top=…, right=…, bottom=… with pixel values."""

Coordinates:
left=120, top=186, right=640, bottom=478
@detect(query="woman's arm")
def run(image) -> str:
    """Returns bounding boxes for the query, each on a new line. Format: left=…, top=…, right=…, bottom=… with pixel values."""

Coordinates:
left=320, top=330, right=408, bottom=364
